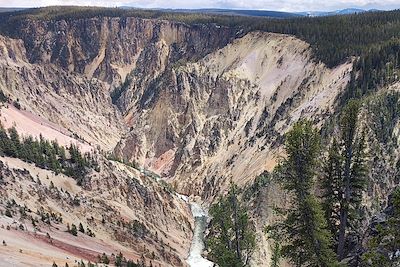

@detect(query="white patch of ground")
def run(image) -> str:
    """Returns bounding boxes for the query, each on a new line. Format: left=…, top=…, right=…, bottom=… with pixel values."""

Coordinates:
left=0, top=105, right=93, bottom=153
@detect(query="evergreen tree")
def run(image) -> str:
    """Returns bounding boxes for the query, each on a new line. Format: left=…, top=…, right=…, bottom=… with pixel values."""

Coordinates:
left=7, top=127, right=20, bottom=157
left=322, top=100, right=367, bottom=260
left=207, top=183, right=255, bottom=267
left=269, top=120, right=338, bottom=267
left=79, top=222, right=85, bottom=233
left=0, top=123, right=9, bottom=154
left=362, top=188, right=400, bottom=266
left=69, top=224, right=78, bottom=236
left=270, top=242, right=281, bottom=267
left=115, top=252, right=124, bottom=267
left=322, top=139, right=343, bottom=239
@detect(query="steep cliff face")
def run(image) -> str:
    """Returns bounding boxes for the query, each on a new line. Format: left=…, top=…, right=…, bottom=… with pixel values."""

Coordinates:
left=4, top=16, right=352, bottom=199
left=0, top=16, right=238, bottom=150
left=0, top=34, right=123, bottom=150
left=0, top=155, right=193, bottom=267
left=13, top=16, right=238, bottom=92
left=0, top=17, right=235, bottom=266
left=357, top=85, right=400, bottom=226
left=247, top=85, right=400, bottom=267
left=4, top=13, right=395, bottom=267
left=115, top=31, right=353, bottom=198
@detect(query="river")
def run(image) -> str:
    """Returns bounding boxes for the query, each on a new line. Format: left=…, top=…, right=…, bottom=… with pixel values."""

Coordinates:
left=186, top=202, right=214, bottom=267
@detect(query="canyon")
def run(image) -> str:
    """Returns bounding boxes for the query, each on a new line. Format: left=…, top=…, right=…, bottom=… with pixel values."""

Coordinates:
left=0, top=8, right=399, bottom=267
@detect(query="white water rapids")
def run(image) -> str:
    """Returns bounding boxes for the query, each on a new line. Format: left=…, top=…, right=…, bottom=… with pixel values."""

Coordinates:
left=186, top=202, right=215, bottom=267
left=175, top=193, right=214, bottom=267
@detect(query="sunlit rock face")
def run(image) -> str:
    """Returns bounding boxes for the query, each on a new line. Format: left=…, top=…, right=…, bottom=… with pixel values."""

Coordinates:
left=115, top=31, right=353, bottom=199
left=3, top=12, right=384, bottom=267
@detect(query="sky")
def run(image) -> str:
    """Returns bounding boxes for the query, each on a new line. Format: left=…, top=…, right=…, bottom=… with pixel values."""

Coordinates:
left=0, top=0, right=399, bottom=12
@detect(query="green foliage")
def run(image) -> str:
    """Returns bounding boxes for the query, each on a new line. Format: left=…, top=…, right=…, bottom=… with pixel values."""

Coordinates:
left=129, top=219, right=149, bottom=238
left=115, top=252, right=125, bottom=267
left=13, top=100, right=21, bottom=110
left=0, top=7, right=399, bottom=99
left=322, top=139, right=342, bottom=237
left=69, top=224, right=78, bottom=236
left=269, top=120, right=339, bottom=267
left=207, top=183, right=255, bottom=267
left=367, top=91, right=400, bottom=145
left=78, top=222, right=85, bottom=233
left=0, top=89, right=8, bottom=103
left=5, top=208, right=12, bottom=218
left=242, top=171, right=270, bottom=201
left=86, top=227, right=95, bottom=237
left=362, top=188, right=400, bottom=266
left=99, top=253, right=110, bottom=264
left=0, top=124, right=95, bottom=184
left=270, top=242, right=281, bottom=267
left=322, top=100, right=367, bottom=260
left=1, top=7, right=400, bottom=67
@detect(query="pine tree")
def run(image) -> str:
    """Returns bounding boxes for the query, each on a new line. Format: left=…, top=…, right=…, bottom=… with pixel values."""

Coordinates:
left=8, top=127, right=20, bottom=157
left=208, top=183, right=255, bottom=267
left=322, top=100, right=367, bottom=260
left=269, top=120, right=338, bottom=267
left=115, top=252, right=124, bottom=267
left=270, top=242, right=281, bottom=267
left=0, top=123, right=9, bottom=155
left=322, top=139, right=342, bottom=238
left=79, top=222, right=85, bottom=233
left=70, top=224, right=78, bottom=236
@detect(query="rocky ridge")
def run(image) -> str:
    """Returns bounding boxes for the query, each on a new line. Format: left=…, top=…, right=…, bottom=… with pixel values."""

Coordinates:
left=0, top=12, right=398, bottom=267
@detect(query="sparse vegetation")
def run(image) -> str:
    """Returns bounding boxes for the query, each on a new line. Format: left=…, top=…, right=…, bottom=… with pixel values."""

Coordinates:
left=68, top=223, right=78, bottom=236
left=98, top=253, right=110, bottom=264
left=207, top=183, right=255, bottom=267
left=0, top=124, right=96, bottom=185
left=0, top=6, right=398, bottom=267
left=322, top=100, right=367, bottom=260
left=267, top=120, right=338, bottom=266
left=78, top=222, right=85, bottom=233
left=13, top=100, right=21, bottom=110
left=362, top=188, right=400, bottom=266
left=0, top=89, right=9, bottom=103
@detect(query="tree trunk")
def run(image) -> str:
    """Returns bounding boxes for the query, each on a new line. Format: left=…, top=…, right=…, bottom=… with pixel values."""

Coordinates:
left=338, top=141, right=353, bottom=260
left=337, top=205, right=348, bottom=260
left=232, top=189, right=241, bottom=261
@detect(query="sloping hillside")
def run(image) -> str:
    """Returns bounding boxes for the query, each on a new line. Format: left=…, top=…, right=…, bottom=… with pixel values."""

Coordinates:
left=0, top=7, right=398, bottom=267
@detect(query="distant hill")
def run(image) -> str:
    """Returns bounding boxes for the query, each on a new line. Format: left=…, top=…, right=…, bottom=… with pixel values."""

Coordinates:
left=297, top=8, right=378, bottom=17
left=0, top=8, right=26, bottom=13
left=156, top=8, right=302, bottom=18
left=120, top=7, right=382, bottom=18
left=119, top=7, right=303, bottom=18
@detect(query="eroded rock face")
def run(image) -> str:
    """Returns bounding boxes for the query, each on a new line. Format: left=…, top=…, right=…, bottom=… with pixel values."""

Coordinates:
left=115, top=31, right=353, bottom=198
left=0, top=34, right=124, bottom=150
left=0, top=156, right=193, bottom=267
left=6, top=15, right=395, bottom=267
left=13, top=17, right=238, bottom=97
left=0, top=17, right=236, bottom=266
left=0, top=16, right=238, bottom=151
left=4, top=15, right=353, bottom=199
